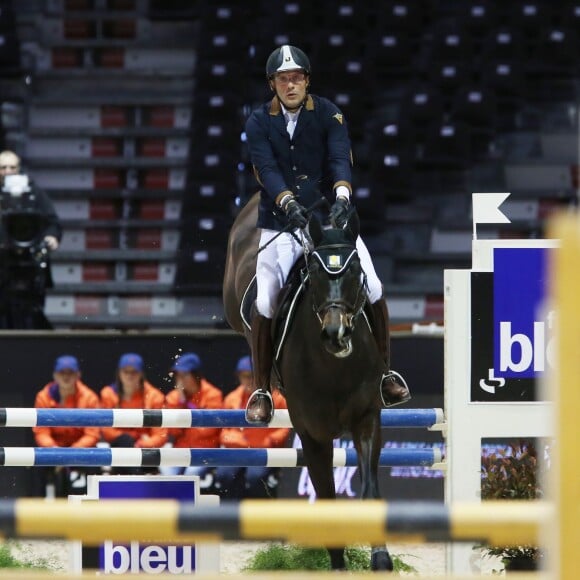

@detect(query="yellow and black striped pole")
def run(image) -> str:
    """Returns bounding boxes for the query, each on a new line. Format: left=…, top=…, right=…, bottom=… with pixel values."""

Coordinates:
left=0, top=498, right=550, bottom=547
left=549, top=215, right=580, bottom=580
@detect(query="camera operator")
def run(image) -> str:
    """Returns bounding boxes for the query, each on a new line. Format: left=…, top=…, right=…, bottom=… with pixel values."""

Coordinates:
left=0, top=150, right=62, bottom=329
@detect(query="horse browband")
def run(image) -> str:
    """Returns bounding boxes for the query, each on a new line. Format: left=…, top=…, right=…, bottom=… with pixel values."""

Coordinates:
left=311, top=243, right=358, bottom=276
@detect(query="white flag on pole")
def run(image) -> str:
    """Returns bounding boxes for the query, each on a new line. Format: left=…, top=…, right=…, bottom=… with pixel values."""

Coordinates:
left=472, top=192, right=511, bottom=238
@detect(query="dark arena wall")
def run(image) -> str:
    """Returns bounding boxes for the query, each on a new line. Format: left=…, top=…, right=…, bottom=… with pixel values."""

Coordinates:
left=0, top=331, right=443, bottom=499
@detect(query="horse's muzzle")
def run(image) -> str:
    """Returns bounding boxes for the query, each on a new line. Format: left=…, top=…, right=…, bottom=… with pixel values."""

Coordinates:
left=320, top=308, right=353, bottom=358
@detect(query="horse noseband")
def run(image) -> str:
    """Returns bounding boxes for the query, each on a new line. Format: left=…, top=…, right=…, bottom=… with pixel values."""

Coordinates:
left=313, top=288, right=366, bottom=328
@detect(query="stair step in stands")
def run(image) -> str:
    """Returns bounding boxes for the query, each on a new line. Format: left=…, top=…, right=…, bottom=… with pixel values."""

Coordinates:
left=10, top=0, right=203, bottom=328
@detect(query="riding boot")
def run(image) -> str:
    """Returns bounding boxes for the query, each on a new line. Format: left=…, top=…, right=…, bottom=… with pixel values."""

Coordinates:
left=370, top=299, right=412, bottom=407
left=245, top=312, right=275, bottom=424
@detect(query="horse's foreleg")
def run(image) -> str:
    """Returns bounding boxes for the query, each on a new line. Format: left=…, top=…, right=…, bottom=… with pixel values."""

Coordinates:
left=352, top=415, right=394, bottom=572
left=352, top=412, right=382, bottom=499
left=299, top=431, right=345, bottom=571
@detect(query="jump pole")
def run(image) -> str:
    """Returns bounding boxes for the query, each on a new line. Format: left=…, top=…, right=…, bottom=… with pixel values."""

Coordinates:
left=0, top=447, right=442, bottom=468
left=0, top=408, right=446, bottom=429
left=0, top=572, right=550, bottom=580
left=549, top=215, right=580, bottom=580
left=0, top=498, right=549, bottom=547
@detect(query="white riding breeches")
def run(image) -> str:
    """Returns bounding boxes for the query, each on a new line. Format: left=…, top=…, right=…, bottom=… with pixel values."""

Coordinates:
left=255, top=228, right=383, bottom=318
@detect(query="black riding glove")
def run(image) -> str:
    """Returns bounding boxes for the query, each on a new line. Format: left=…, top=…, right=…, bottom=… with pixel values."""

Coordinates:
left=284, top=199, right=309, bottom=229
left=329, top=196, right=350, bottom=228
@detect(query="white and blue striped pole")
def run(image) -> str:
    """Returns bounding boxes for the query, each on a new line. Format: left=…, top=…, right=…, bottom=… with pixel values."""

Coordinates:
left=0, top=447, right=442, bottom=468
left=0, top=408, right=445, bottom=429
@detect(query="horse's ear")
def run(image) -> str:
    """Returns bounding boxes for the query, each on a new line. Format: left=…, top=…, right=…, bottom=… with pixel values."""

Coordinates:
left=309, top=214, right=323, bottom=246
left=345, top=209, right=360, bottom=241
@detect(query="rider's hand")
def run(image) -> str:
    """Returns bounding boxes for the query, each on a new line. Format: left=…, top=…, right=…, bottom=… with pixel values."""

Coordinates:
left=329, top=196, right=350, bottom=228
left=284, top=199, right=309, bottom=229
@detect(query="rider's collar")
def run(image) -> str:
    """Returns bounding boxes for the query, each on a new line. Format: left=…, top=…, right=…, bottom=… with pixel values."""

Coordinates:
left=270, top=94, right=314, bottom=115
left=280, top=101, right=302, bottom=121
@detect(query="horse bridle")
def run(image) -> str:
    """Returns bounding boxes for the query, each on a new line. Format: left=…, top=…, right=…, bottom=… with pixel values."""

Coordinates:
left=307, top=242, right=368, bottom=327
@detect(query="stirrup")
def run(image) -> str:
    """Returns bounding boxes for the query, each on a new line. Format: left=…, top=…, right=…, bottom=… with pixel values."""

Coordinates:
left=380, top=370, right=411, bottom=408
left=245, top=388, right=275, bottom=424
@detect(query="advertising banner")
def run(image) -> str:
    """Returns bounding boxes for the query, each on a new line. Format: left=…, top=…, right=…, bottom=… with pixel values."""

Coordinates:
left=470, top=247, right=553, bottom=402
left=78, top=476, right=220, bottom=575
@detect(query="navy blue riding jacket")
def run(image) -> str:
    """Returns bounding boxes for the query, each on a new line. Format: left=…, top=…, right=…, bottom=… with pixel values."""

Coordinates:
left=245, top=94, right=353, bottom=231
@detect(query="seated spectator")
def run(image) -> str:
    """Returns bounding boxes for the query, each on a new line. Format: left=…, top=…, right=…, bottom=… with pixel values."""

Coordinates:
left=215, top=356, right=290, bottom=499
left=100, top=353, right=167, bottom=474
left=32, top=355, right=99, bottom=497
left=161, top=352, right=223, bottom=490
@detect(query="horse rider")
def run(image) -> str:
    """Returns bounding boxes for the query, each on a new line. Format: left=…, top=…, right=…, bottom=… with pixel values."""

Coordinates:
left=244, top=44, right=411, bottom=424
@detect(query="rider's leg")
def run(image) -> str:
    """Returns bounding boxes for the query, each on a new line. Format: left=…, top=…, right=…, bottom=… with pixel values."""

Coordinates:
left=246, top=230, right=304, bottom=423
left=356, top=237, right=411, bottom=407
left=246, top=307, right=275, bottom=423
left=370, top=298, right=411, bottom=406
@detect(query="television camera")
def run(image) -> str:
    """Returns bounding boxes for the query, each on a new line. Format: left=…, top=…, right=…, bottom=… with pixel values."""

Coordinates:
left=0, top=174, right=50, bottom=294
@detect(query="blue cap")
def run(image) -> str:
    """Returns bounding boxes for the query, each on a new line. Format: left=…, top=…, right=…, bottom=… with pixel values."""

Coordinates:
left=236, top=355, right=253, bottom=373
left=172, top=353, right=202, bottom=373
left=54, top=355, right=80, bottom=373
left=118, top=353, right=144, bottom=372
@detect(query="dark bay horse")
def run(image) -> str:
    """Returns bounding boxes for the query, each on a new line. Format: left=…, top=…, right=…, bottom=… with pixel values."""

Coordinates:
left=223, top=193, right=393, bottom=571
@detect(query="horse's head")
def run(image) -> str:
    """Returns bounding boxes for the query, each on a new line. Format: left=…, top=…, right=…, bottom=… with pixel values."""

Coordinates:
left=307, top=210, right=367, bottom=358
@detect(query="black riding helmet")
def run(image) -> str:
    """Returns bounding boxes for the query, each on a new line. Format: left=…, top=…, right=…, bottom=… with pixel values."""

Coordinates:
left=266, top=45, right=311, bottom=79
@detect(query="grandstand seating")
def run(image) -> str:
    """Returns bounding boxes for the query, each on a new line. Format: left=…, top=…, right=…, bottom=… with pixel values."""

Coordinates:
left=0, top=0, right=577, bottom=328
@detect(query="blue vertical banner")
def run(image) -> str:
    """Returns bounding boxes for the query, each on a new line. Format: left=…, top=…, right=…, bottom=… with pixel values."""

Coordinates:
left=493, top=248, right=549, bottom=379
left=470, top=247, right=553, bottom=402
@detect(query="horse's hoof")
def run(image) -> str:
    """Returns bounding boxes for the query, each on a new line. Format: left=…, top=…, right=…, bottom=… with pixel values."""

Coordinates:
left=371, top=547, right=393, bottom=571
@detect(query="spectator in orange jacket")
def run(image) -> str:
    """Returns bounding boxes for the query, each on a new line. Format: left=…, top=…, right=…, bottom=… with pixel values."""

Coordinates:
left=32, top=355, right=100, bottom=497
left=160, top=352, right=223, bottom=486
left=214, top=355, right=290, bottom=499
left=100, top=353, right=167, bottom=474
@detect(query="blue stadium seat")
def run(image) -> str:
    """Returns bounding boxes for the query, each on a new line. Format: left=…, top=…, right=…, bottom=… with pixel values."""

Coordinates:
left=429, top=20, right=474, bottom=64
left=428, top=60, right=472, bottom=96
left=480, top=59, right=525, bottom=100
left=507, top=1, right=553, bottom=38
left=377, top=0, right=426, bottom=37
left=450, top=86, right=497, bottom=158
left=364, top=30, right=414, bottom=80
left=418, top=120, right=471, bottom=170
left=258, top=0, right=316, bottom=32
left=528, top=27, right=579, bottom=78
left=480, top=27, right=526, bottom=63
left=458, top=1, right=500, bottom=39
left=399, top=83, right=445, bottom=138
left=316, top=1, right=371, bottom=34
